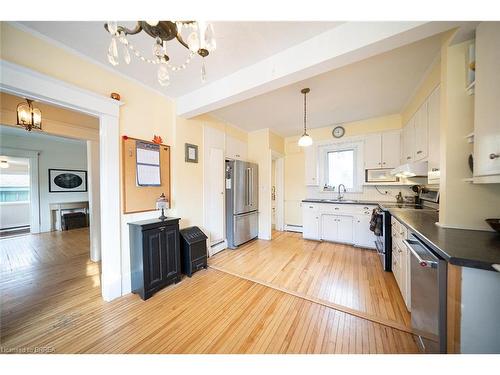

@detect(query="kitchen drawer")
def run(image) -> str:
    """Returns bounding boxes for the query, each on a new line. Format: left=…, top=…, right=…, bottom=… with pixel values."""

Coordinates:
left=303, top=203, right=319, bottom=211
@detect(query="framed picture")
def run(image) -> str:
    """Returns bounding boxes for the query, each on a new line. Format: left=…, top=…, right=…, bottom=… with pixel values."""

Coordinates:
left=185, top=143, right=198, bottom=163
left=49, top=169, right=88, bottom=193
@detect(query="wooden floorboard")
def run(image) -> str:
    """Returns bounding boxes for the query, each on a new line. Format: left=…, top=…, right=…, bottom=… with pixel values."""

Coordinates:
left=0, top=228, right=419, bottom=354
left=210, top=231, right=411, bottom=328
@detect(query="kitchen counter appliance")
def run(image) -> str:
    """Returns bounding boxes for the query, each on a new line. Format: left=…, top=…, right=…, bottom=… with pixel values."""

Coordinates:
left=225, top=160, right=259, bottom=248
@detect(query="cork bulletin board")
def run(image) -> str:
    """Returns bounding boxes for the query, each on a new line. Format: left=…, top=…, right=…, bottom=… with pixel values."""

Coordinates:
left=122, top=136, right=171, bottom=214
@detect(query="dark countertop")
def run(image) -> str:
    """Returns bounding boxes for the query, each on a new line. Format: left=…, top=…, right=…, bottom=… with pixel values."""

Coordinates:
left=301, top=199, right=383, bottom=206
left=128, top=217, right=180, bottom=227
left=388, top=209, right=500, bottom=272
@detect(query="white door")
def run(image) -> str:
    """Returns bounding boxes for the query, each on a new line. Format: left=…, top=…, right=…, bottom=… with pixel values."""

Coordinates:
left=364, top=133, right=382, bottom=169
left=403, top=118, right=415, bottom=163
left=207, top=148, right=225, bottom=247
left=337, top=215, right=354, bottom=244
left=302, top=204, right=320, bottom=240
left=427, top=87, right=441, bottom=177
left=474, top=22, right=500, bottom=177
left=414, top=102, right=428, bottom=161
left=275, top=157, right=285, bottom=231
left=381, top=131, right=401, bottom=168
left=355, top=214, right=376, bottom=249
left=304, top=145, right=318, bottom=185
left=320, top=214, right=337, bottom=241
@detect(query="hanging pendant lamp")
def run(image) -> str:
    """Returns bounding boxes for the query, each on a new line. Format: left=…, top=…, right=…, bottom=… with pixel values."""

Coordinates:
left=298, top=88, right=313, bottom=147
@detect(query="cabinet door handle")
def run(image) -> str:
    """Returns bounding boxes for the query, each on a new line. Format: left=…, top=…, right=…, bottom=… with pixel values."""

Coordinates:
left=431, top=168, right=440, bottom=172
left=334, top=207, right=339, bottom=210
left=406, top=156, right=411, bottom=160
left=382, top=162, right=386, bottom=165
left=489, top=153, right=500, bottom=160
left=417, top=150, right=423, bottom=154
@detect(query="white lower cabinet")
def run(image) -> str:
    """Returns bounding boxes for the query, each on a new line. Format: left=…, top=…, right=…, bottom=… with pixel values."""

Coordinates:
left=302, top=203, right=320, bottom=240
left=320, top=214, right=353, bottom=244
left=391, top=217, right=411, bottom=312
left=302, top=203, right=376, bottom=248
left=354, top=211, right=377, bottom=249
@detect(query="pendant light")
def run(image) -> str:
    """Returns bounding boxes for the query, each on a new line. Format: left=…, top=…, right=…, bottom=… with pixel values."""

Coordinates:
left=298, top=88, right=313, bottom=147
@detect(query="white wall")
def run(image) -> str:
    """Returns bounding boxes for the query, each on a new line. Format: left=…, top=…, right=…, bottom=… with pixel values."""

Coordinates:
left=0, top=131, right=88, bottom=232
left=0, top=202, right=30, bottom=228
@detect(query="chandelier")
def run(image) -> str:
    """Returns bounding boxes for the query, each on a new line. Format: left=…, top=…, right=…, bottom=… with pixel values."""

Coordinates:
left=104, top=21, right=216, bottom=87
left=16, top=98, right=42, bottom=132
left=298, top=88, right=313, bottom=147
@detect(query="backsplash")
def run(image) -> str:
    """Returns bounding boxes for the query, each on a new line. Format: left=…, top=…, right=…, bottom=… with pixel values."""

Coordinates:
left=306, top=184, right=421, bottom=203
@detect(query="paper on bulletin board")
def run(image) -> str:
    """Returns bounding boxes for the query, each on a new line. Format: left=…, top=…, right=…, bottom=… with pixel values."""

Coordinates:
left=137, top=164, right=161, bottom=186
left=136, top=141, right=161, bottom=186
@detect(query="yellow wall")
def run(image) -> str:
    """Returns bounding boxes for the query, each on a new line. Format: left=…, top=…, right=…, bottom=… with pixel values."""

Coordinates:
left=401, top=58, right=441, bottom=125
left=283, top=114, right=402, bottom=225
left=438, top=36, right=500, bottom=230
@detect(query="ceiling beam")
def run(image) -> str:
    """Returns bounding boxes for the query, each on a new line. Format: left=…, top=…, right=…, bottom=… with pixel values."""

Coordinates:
left=177, top=21, right=461, bottom=118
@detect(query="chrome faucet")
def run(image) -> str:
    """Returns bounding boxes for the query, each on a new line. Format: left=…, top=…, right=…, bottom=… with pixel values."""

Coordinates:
left=338, top=184, right=346, bottom=201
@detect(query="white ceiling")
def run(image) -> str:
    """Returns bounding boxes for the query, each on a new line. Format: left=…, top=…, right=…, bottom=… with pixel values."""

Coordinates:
left=211, top=33, right=443, bottom=136
left=17, top=21, right=341, bottom=97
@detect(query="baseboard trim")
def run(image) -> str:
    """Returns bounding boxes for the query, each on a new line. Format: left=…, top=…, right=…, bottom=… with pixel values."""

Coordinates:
left=209, top=264, right=417, bottom=337
left=285, top=224, right=303, bottom=233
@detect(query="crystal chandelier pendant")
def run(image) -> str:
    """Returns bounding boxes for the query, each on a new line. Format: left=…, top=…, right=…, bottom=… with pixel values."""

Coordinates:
left=204, top=23, right=216, bottom=51
left=187, top=31, right=200, bottom=53
left=107, top=21, right=118, bottom=35
left=201, top=59, right=207, bottom=83
left=157, top=65, right=170, bottom=86
left=107, top=37, right=119, bottom=66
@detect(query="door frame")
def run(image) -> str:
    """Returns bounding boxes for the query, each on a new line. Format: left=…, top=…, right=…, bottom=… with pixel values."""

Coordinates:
left=272, top=151, right=285, bottom=232
left=0, top=60, right=122, bottom=301
left=0, top=147, right=40, bottom=234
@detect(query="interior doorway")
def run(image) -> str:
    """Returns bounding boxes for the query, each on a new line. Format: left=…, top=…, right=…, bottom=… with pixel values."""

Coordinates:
left=0, top=156, right=31, bottom=237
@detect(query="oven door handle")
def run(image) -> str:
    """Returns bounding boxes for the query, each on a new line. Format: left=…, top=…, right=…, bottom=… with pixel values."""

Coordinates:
left=403, top=239, right=437, bottom=268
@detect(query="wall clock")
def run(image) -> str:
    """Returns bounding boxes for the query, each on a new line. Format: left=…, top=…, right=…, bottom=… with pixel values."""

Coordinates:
left=332, top=126, right=345, bottom=138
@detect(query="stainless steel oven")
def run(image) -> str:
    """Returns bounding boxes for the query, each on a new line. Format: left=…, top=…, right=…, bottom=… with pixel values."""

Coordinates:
left=373, top=207, right=392, bottom=271
left=403, top=234, right=447, bottom=353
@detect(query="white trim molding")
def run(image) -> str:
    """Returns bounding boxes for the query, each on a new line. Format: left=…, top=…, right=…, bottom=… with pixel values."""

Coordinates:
left=0, top=60, right=122, bottom=301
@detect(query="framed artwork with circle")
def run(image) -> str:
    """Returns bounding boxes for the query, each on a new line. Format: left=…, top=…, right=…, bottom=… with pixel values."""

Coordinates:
left=49, top=169, right=88, bottom=192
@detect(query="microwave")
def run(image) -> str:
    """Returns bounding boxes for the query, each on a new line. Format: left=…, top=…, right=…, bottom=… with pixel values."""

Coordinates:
left=365, top=168, right=399, bottom=183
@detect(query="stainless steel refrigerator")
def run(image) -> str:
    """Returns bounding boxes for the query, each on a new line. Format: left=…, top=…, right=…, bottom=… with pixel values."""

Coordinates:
left=225, top=160, right=258, bottom=249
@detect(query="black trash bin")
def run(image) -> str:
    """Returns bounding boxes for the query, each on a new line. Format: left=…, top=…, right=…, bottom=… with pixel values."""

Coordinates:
left=179, top=226, right=208, bottom=277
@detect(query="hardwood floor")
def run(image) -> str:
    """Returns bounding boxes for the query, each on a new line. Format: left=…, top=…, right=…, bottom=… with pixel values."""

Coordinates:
left=0, top=228, right=418, bottom=353
left=210, top=231, right=411, bottom=329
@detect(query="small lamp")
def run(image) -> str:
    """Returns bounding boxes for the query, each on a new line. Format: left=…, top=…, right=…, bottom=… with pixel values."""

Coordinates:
left=156, top=193, right=169, bottom=220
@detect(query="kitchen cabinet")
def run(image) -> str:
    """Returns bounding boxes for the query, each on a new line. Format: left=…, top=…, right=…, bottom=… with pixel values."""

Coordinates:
left=427, top=86, right=441, bottom=182
left=402, top=117, right=415, bottom=163
left=225, top=135, right=247, bottom=161
left=364, top=131, right=401, bottom=169
left=391, top=217, right=411, bottom=311
left=304, top=145, right=318, bottom=185
left=473, top=22, right=500, bottom=180
left=414, top=101, right=429, bottom=161
left=302, top=203, right=320, bottom=240
left=128, top=218, right=181, bottom=300
left=381, top=131, right=402, bottom=168
left=354, top=208, right=377, bottom=249
left=320, top=214, right=353, bottom=244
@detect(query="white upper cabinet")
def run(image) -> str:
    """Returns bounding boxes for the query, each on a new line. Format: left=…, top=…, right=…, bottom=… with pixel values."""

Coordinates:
left=427, top=86, right=441, bottom=180
left=364, top=131, right=401, bottom=169
left=402, top=117, right=415, bottom=163
left=304, top=145, right=318, bottom=185
left=225, top=135, right=247, bottom=160
left=414, top=101, right=429, bottom=161
left=474, top=22, right=500, bottom=179
left=364, top=134, right=382, bottom=169
left=381, top=131, right=402, bottom=168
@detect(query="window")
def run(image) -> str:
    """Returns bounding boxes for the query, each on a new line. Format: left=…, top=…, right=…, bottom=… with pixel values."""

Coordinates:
left=318, top=140, right=364, bottom=192
left=327, top=149, right=354, bottom=189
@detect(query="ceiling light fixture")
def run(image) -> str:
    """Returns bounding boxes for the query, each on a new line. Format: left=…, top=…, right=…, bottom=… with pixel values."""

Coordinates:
left=104, top=21, right=216, bottom=87
left=298, top=88, right=313, bottom=147
left=16, top=98, right=42, bottom=132
left=0, top=160, right=9, bottom=169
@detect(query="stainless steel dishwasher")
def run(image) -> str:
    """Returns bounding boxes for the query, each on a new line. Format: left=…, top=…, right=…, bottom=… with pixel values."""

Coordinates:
left=403, top=234, right=447, bottom=353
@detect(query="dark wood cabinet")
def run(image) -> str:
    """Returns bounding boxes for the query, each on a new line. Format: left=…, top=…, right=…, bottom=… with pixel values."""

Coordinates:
left=129, top=218, right=181, bottom=300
